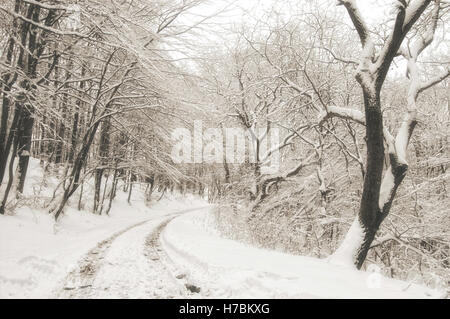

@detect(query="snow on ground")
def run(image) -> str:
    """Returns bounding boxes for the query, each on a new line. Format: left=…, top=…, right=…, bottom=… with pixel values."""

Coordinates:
left=161, top=209, right=446, bottom=299
left=327, top=217, right=365, bottom=268
left=1, top=159, right=446, bottom=299
left=0, top=158, right=206, bottom=298
left=0, top=193, right=206, bottom=299
left=77, top=216, right=186, bottom=299
left=56, top=206, right=209, bottom=299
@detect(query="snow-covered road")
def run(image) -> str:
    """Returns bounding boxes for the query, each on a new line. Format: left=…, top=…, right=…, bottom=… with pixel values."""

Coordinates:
left=0, top=190, right=207, bottom=299
left=56, top=208, right=206, bottom=299
left=1, top=195, right=445, bottom=299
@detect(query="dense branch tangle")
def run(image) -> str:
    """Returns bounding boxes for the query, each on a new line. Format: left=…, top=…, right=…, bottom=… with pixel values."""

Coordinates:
left=0, top=0, right=214, bottom=218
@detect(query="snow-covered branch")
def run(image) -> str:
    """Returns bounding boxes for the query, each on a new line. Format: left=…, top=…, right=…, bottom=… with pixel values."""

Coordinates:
left=0, top=5, right=87, bottom=38
left=318, top=105, right=364, bottom=126
left=318, top=105, right=397, bottom=147
left=374, top=0, right=432, bottom=84
left=257, top=153, right=317, bottom=201
left=417, top=69, right=450, bottom=94
left=410, top=0, right=441, bottom=58
left=378, top=1, right=443, bottom=220
left=260, top=131, right=296, bottom=164
left=336, top=0, right=371, bottom=47
left=22, top=0, right=67, bottom=11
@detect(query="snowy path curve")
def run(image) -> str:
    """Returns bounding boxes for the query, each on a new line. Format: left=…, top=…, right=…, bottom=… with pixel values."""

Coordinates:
left=46, top=202, right=443, bottom=299
left=56, top=207, right=206, bottom=299
left=161, top=209, right=445, bottom=299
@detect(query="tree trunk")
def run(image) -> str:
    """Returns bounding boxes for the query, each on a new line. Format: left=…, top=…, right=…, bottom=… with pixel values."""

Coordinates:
left=16, top=107, right=35, bottom=194
left=354, top=91, right=385, bottom=268
left=93, top=117, right=110, bottom=213
left=0, top=102, right=22, bottom=214
left=127, top=174, right=134, bottom=204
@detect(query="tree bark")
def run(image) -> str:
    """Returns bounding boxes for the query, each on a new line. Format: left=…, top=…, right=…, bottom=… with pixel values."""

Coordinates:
left=354, top=91, right=385, bottom=267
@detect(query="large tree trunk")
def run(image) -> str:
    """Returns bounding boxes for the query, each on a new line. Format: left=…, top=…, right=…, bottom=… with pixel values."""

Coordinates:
left=329, top=0, right=436, bottom=269
left=0, top=102, right=22, bottom=215
left=354, top=91, right=385, bottom=268
left=330, top=107, right=417, bottom=269
left=15, top=4, right=58, bottom=195
left=0, top=1, right=35, bottom=185
left=0, top=0, right=20, bottom=160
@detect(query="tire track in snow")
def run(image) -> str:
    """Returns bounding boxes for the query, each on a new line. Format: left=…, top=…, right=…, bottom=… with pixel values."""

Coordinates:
left=56, top=207, right=208, bottom=298
left=142, top=218, right=193, bottom=297
left=55, top=218, right=152, bottom=298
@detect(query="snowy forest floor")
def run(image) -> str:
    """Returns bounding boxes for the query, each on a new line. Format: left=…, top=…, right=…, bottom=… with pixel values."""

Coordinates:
left=1, top=198, right=446, bottom=298
left=0, top=188, right=207, bottom=298
left=0, top=159, right=446, bottom=299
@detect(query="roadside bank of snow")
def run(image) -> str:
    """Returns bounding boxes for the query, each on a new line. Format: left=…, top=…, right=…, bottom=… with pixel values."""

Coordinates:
left=161, top=209, right=445, bottom=299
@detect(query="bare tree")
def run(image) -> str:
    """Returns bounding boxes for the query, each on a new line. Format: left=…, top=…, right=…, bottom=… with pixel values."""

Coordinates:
left=326, top=0, right=449, bottom=268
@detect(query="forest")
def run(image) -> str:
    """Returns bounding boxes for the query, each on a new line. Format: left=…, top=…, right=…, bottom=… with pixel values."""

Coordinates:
left=0, top=0, right=448, bottom=298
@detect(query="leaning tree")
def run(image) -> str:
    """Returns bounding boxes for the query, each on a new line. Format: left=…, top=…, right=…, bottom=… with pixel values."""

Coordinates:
left=323, top=0, right=449, bottom=268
